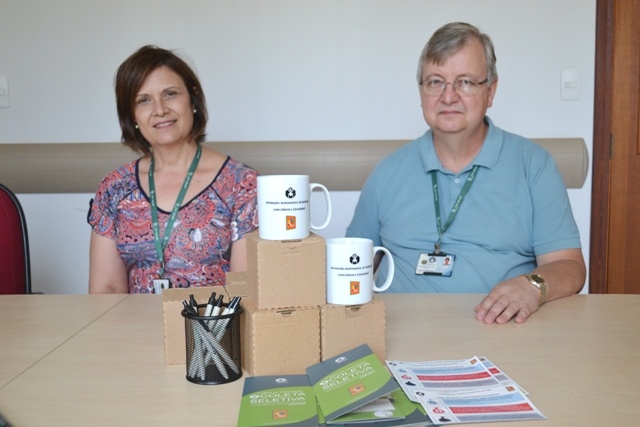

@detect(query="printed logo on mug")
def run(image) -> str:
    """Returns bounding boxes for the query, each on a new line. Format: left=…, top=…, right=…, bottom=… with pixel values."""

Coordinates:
left=257, top=175, right=332, bottom=240
left=326, top=237, right=395, bottom=305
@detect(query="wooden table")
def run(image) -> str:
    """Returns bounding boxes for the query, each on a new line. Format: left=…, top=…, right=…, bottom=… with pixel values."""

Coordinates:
left=0, top=293, right=639, bottom=426
left=0, top=294, right=128, bottom=388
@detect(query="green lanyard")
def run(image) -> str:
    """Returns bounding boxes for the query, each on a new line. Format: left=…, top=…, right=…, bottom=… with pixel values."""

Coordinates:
left=430, top=165, right=479, bottom=254
left=149, top=144, right=202, bottom=277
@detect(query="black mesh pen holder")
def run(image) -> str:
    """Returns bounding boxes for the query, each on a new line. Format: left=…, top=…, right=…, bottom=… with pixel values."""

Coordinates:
left=182, top=303, right=243, bottom=385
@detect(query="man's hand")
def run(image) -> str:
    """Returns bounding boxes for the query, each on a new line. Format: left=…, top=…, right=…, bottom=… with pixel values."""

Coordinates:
left=474, top=275, right=540, bottom=324
left=474, top=249, right=586, bottom=324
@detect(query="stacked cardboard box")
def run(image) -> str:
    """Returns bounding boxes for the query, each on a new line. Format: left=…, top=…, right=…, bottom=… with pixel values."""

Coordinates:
left=319, top=297, right=385, bottom=363
left=245, top=231, right=326, bottom=310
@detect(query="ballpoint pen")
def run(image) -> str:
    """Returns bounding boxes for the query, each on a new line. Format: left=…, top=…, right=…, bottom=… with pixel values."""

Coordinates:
left=214, top=297, right=240, bottom=332
left=183, top=301, right=206, bottom=379
left=189, top=294, right=198, bottom=314
left=182, top=300, right=198, bottom=317
left=188, top=324, right=206, bottom=380
left=204, top=292, right=217, bottom=316
left=212, top=294, right=224, bottom=316
left=214, top=296, right=241, bottom=341
left=207, top=294, right=224, bottom=329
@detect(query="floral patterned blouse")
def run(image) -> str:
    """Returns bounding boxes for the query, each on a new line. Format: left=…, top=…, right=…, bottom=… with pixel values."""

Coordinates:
left=88, top=156, right=258, bottom=293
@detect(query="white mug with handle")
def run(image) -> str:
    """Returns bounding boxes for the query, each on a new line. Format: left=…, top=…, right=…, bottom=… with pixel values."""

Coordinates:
left=257, top=175, right=332, bottom=240
left=325, top=237, right=395, bottom=305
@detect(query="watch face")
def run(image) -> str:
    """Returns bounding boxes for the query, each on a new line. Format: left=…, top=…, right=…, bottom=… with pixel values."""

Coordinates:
left=530, top=274, right=545, bottom=284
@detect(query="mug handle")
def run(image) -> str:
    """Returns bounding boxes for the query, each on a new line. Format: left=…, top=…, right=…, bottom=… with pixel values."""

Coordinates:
left=372, top=246, right=394, bottom=292
left=309, top=183, right=332, bottom=230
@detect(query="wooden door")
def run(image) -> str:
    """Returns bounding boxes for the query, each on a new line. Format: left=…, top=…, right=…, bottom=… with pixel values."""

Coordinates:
left=590, top=0, right=640, bottom=293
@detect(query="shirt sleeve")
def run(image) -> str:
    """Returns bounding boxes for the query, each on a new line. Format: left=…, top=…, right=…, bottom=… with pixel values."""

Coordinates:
left=86, top=162, right=137, bottom=240
left=229, top=163, right=258, bottom=241
left=528, top=150, right=582, bottom=255
left=87, top=177, right=118, bottom=239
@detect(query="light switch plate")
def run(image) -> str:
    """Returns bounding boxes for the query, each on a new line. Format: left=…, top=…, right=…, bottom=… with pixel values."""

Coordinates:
left=0, top=77, right=9, bottom=108
left=561, top=67, right=580, bottom=101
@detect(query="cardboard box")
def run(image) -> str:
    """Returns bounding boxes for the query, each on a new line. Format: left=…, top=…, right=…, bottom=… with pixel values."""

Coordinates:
left=162, top=273, right=249, bottom=365
left=242, top=298, right=321, bottom=376
left=320, top=297, right=386, bottom=362
left=246, top=230, right=326, bottom=309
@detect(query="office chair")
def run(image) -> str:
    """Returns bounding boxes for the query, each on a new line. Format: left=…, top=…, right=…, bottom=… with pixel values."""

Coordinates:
left=0, top=183, right=32, bottom=294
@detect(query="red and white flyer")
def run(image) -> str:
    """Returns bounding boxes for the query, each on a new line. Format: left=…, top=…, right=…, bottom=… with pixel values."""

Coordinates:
left=386, top=356, right=545, bottom=424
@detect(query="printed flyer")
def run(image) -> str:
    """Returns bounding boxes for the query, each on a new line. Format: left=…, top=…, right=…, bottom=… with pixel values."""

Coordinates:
left=386, top=356, right=545, bottom=425
left=417, top=386, right=544, bottom=425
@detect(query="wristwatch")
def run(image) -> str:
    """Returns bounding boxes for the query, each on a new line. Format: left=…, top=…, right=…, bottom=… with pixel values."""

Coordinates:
left=524, top=273, right=547, bottom=306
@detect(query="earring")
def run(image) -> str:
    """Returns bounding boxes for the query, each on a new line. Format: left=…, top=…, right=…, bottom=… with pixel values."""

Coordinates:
left=193, top=109, right=197, bottom=114
left=135, top=124, right=139, bottom=129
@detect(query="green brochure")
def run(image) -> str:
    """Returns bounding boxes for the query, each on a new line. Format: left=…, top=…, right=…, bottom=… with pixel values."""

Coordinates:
left=306, top=344, right=401, bottom=424
left=237, top=375, right=318, bottom=426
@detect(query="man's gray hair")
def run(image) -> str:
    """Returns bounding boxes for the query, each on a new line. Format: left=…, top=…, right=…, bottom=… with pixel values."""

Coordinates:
left=417, top=22, right=497, bottom=84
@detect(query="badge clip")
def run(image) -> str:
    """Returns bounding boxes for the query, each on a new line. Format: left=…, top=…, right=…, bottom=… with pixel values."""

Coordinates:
left=153, top=278, right=171, bottom=294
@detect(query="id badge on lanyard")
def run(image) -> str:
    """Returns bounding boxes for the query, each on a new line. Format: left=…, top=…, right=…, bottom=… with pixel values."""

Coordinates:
left=415, top=166, right=479, bottom=279
left=416, top=252, right=455, bottom=276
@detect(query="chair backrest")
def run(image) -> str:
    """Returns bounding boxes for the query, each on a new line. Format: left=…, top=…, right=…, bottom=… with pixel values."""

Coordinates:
left=0, top=183, right=31, bottom=294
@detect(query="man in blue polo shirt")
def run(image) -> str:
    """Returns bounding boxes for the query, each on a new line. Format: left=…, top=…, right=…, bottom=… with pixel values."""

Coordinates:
left=346, top=22, right=586, bottom=324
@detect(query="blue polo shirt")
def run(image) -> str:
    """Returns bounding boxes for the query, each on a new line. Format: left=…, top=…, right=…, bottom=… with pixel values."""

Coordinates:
left=346, top=117, right=581, bottom=293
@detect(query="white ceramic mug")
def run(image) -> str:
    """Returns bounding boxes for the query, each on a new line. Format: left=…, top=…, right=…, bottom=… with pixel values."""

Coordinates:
left=325, top=237, right=395, bottom=305
left=257, top=175, right=332, bottom=240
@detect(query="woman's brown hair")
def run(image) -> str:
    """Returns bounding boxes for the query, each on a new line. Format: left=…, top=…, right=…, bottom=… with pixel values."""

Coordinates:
left=115, top=45, right=208, bottom=155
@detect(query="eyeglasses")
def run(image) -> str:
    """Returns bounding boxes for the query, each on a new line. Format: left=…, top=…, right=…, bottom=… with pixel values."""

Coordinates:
left=420, top=77, right=489, bottom=96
